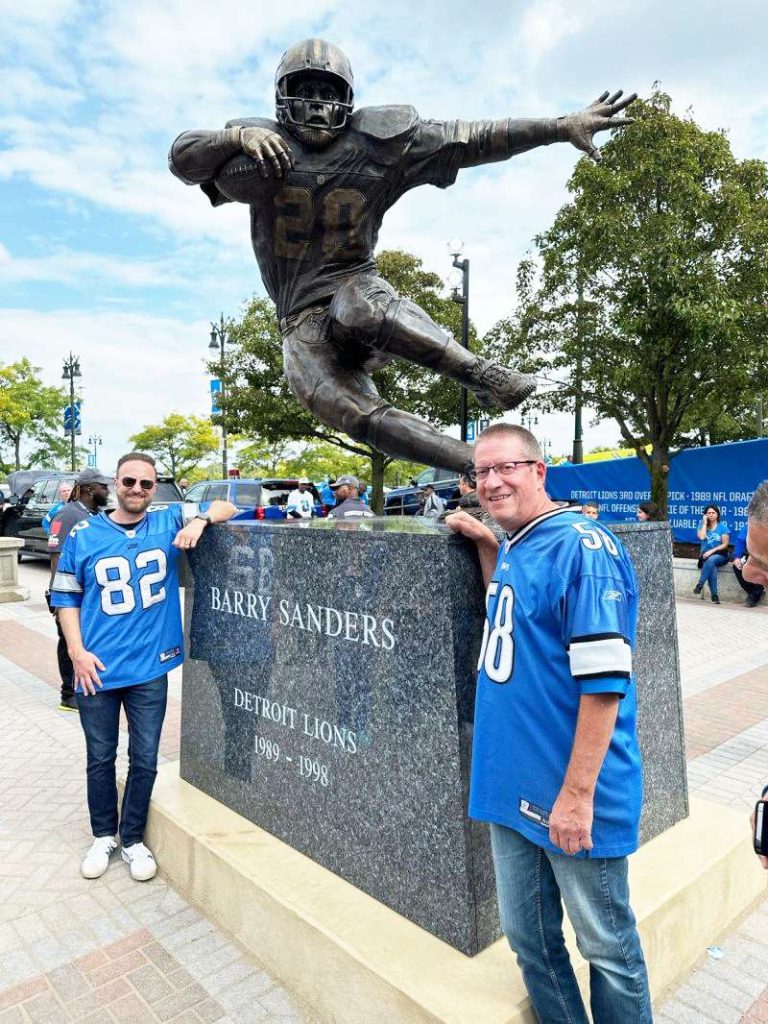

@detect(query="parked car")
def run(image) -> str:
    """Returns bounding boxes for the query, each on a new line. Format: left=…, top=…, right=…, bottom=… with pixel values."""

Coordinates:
left=183, top=478, right=327, bottom=520
left=4, top=471, right=183, bottom=559
left=383, top=467, right=461, bottom=516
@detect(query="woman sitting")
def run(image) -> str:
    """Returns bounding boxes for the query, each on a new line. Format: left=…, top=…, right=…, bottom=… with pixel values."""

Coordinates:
left=694, top=504, right=730, bottom=604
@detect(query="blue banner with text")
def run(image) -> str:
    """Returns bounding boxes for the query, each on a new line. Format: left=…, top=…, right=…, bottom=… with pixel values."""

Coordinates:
left=545, top=438, right=768, bottom=542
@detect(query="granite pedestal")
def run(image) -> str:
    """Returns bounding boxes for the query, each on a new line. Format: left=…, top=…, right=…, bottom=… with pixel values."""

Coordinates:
left=180, top=518, right=687, bottom=956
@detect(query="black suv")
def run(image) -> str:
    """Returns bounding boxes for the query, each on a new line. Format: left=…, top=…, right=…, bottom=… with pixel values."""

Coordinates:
left=2, top=472, right=183, bottom=559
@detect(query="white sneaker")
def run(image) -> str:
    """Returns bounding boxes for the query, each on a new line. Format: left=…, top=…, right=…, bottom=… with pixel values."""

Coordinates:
left=81, top=836, right=118, bottom=879
left=121, top=842, right=157, bottom=881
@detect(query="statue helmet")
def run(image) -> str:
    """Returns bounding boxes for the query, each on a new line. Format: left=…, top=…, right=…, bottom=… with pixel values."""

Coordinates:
left=274, top=38, right=354, bottom=137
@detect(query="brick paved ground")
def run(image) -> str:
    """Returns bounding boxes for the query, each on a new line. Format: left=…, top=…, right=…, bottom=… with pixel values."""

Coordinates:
left=1, top=560, right=766, bottom=1023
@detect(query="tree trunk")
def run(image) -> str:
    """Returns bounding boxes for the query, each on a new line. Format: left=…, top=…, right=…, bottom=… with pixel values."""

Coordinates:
left=14, top=435, right=21, bottom=471
left=649, top=445, right=670, bottom=518
left=370, top=451, right=386, bottom=514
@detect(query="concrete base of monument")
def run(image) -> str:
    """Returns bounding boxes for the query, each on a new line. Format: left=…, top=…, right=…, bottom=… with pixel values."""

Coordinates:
left=147, top=763, right=765, bottom=1024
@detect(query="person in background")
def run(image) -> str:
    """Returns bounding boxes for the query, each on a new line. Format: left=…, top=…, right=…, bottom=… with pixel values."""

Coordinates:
left=286, top=477, right=314, bottom=519
left=42, top=480, right=74, bottom=535
left=357, top=480, right=370, bottom=505
left=178, top=478, right=189, bottom=496
left=320, top=477, right=336, bottom=509
left=733, top=522, right=764, bottom=608
left=47, top=469, right=112, bottom=712
left=694, top=504, right=729, bottom=605
left=636, top=501, right=661, bottom=522
left=328, top=475, right=373, bottom=520
left=581, top=500, right=599, bottom=520
left=415, top=483, right=445, bottom=518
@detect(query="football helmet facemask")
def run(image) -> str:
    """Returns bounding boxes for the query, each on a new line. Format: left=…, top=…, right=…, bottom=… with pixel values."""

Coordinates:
left=275, top=38, right=354, bottom=148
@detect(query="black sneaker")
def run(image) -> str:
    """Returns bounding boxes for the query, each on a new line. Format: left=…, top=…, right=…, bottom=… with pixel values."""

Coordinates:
left=693, top=584, right=703, bottom=595
left=746, top=593, right=763, bottom=608
left=58, top=696, right=79, bottom=712
left=711, top=594, right=720, bottom=604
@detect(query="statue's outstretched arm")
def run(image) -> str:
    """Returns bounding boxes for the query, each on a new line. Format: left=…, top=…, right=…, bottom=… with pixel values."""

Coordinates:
left=455, top=90, right=636, bottom=167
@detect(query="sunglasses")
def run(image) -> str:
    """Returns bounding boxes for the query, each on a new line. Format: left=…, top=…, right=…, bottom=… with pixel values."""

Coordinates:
left=120, top=476, right=156, bottom=490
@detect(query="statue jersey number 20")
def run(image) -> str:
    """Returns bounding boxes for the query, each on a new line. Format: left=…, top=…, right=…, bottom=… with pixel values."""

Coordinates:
left=170, top=38, right=634, bottom=473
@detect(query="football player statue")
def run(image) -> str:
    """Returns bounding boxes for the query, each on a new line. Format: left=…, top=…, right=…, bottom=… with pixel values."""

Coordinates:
left=170, top=39, right=634, bottom=472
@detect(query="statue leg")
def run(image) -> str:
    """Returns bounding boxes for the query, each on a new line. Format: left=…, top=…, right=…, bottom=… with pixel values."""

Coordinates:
left=282, top=309, right=472, bottom=472
left=328, top=275, right=536, bottom=410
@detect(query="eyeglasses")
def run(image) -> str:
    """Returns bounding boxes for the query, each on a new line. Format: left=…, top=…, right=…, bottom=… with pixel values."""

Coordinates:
left=120, top=476, right=156, bottom=490
left=474, top=460, right=538, bottom=480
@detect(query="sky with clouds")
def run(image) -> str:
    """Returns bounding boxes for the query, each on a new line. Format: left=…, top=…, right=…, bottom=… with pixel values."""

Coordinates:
left=2, top=0, right=767, bottom=473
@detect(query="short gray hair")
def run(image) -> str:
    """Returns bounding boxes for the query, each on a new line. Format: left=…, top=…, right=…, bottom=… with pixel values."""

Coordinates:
left=748, top=481, right=768, bottom=525
left=474, top=423, right=543, bottom=462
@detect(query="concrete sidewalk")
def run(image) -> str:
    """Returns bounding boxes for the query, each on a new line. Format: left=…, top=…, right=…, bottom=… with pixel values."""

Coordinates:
left=1, top=560, right=766, bottom=1023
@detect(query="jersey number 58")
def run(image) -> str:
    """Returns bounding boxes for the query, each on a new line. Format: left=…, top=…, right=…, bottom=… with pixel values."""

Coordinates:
left=478, top=581, right=515, bottom=684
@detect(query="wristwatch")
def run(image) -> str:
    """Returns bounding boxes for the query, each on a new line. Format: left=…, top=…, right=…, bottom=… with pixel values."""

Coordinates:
left=194, top=513, right=213, bottom=525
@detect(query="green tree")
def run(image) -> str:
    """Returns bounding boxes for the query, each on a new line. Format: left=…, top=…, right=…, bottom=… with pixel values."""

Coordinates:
left=129, top=413, right=220, bottom=479
left=217, top=250, right=478, bottom=512
left=489, top=89, right=768, bottom=514
left=0, top=359, right=69, bottom=470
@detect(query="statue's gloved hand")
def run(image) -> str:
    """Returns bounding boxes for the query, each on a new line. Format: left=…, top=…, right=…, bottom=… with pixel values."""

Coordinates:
left=239, top=126, right=294, bottom=178
left=557, top=90, right=636, bottom=162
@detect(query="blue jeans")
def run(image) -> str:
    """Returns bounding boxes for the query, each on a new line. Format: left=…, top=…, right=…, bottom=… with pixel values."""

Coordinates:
left=490, top=823, right=652, bottom=1024
left=698, top=552, right=727, bottom=595
left=76, top=676, right=168, bottom=847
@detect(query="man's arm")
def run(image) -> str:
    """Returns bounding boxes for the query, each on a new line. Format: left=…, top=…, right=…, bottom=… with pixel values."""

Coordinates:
left=173, top=499, right=238, bottom=550
left=445, top=511, right=500, bottom=587
left=548, top=693, right=620, bottom=855
left=57, top=607, right=105, bottom=696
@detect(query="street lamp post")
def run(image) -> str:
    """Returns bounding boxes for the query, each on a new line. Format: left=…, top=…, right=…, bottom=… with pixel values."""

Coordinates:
left=88, top=434, right=102, bottom=467
left=61, top=353, right=81, bottom=472
left=448, top=239, right=470, bottom=443
left=209, top=314, right=229, bottom=478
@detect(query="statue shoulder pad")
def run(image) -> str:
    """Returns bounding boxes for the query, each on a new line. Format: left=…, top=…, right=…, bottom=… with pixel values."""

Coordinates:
left=351, top=106, right=419, bottom=141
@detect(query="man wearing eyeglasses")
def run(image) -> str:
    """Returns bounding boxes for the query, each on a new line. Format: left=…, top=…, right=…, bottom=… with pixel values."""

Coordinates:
left=447, top=424, right=650, bottom=1024
left=51, top=452, right=237, bottom=883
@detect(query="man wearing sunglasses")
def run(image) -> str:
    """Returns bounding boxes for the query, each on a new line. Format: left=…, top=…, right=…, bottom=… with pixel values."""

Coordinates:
left=447, top=424, right=650, bottom=1024
left=51, top=452, right=237, bottom=883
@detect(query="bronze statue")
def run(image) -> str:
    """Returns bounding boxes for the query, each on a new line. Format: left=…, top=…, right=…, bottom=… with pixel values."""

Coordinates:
left=170, top=39, right=633, bottom=472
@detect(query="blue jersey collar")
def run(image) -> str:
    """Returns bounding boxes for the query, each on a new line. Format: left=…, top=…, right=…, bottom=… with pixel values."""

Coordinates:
left=504, top=503, right=572, bottom=551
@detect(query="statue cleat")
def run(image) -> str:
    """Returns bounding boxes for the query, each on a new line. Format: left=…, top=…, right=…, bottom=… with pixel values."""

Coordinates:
left=468, top=360, right=536, bottom=411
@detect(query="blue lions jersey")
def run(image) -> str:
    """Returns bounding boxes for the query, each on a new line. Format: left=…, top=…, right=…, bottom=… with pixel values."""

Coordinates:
left=469, top=506, right=643, bottom=857
left=51, top=506, right=191, bottom=689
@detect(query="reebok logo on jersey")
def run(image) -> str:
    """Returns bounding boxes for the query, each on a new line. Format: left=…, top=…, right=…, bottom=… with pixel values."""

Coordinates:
left=159, top=646, right=181, bottom=663
left=603, top=590, right=623, bottom=602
